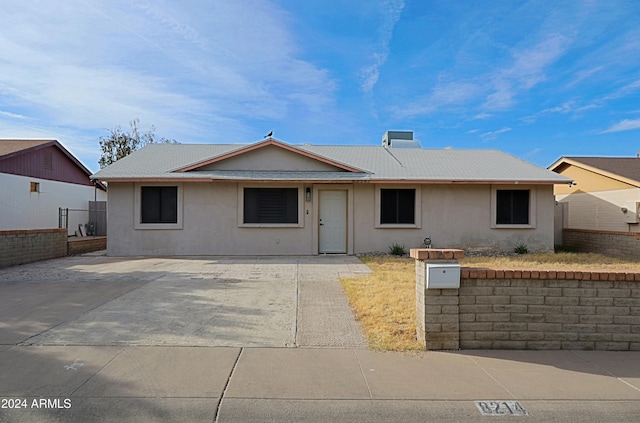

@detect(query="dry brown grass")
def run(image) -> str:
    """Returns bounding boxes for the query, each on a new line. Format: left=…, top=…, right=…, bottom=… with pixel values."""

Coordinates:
left=341, top=252, right=640, bottom=352
left=460, top=252, right=640, bottom=271
left=340, top=256, right=422, bottom=351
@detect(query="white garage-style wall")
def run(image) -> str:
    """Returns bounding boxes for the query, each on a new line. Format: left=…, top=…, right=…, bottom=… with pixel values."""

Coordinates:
left=1, top=173, right=106, bottom=234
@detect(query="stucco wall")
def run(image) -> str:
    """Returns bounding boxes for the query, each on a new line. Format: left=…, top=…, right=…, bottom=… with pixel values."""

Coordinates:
left=107, top=182, right=316, bottom=255
left=556, top=188, right=640, bottom=233
left=107, top=182, right=556, bottom=256
left=353, top=184, right=555, bottom=254
left=1, top=173, right=107, bottom=234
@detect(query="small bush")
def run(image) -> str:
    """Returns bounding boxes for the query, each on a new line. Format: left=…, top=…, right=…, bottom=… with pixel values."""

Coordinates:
left=514, top=243, right=529, bottom=254
left=388, top=243, right=407, bottom=256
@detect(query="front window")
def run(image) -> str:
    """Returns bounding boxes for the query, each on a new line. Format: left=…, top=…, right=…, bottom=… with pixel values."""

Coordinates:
left=496, top=189, right=529, bottom=225
left=380, top=188, right=415, bottom=224
left=141, top=186, right=178, bottom=224
left=244, top=188, right=298, bottom=224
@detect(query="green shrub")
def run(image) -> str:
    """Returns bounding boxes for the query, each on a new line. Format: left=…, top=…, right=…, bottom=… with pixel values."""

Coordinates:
left=514, top=243, right=529, bottom=254
left=388, top=243, right=407, bottom=256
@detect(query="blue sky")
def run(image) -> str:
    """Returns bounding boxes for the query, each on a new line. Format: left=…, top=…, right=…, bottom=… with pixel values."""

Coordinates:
left=1, top=0, right=639, bottom=172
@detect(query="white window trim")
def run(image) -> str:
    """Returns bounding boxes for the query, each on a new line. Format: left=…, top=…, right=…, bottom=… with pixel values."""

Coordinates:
left=134, top=183, right=184, bottom=230
left=490, top=185, right=536, bottom=229
left=237, top=184, right=305, bottom=228
left=374, top=185, right=422, bottom=229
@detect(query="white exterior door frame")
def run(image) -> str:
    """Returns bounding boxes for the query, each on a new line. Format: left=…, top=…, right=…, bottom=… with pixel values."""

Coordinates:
left=312, top=184, right=354, bottom=255
left=319, top=190, right=347, bottom=253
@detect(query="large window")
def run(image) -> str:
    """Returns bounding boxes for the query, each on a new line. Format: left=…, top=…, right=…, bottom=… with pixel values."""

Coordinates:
left=141, top=186, right=178, bottom=224
left=496, top=189, right=529, bottom=225
left=380, top=188, right=415, bottom=224
left=244, top=188, right=298, bottom=224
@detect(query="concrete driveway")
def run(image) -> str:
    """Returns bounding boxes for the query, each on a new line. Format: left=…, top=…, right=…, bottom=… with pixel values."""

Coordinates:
left=0, top=255, right=370, bottom=348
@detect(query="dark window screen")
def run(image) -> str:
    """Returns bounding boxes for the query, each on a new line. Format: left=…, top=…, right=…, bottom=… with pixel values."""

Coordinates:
left=380, top=189, right=415, bottom=224
left=244, top=188, right=298, bottom=224
left=141, top=186, right=178, bottom=224
left=496, top=190, right=529, bottom=224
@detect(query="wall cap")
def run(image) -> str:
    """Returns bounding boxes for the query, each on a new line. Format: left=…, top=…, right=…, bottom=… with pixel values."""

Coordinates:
left=410, top=248, right=465, bottom=260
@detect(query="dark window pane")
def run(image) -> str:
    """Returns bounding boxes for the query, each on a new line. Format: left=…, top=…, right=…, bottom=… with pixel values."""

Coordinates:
left=161, top=187, right=178, bottom=223
left=496, top=190, right=529, bottom=225
left=141, top=186, right=178, bottom=224
left=244, top=188, right=298, bottom=224
left=380, top=189, right=415, bottom=224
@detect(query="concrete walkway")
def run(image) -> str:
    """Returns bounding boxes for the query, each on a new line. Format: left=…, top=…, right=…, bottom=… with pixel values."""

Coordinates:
left=1, top=255, right=369, bottom=348
left=1, top=255, right=639, bottom=421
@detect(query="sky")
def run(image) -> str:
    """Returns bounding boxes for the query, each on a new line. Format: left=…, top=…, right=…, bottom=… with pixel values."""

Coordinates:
left=1, top=0, right=640, bottom=173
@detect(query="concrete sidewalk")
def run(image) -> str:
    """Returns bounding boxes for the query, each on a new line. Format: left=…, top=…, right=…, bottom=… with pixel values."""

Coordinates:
left=1, top=255, right=639, bottom=421
left=1, top=345, right=639, bottom=422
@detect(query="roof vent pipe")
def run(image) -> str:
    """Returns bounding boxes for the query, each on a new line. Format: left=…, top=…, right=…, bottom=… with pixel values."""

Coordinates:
left=382, top=131, right=420, bottom=148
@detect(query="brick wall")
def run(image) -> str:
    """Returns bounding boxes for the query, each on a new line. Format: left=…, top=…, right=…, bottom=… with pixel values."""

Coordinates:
left=563, top=228, right=640, bottom=258
left=67, top=236, right=107, bottom=255
left=416, top=260, right=460, bottom=350
left=412, top=248, right=640, bottom=352
left=419, top=270, right=640, bottom=351
left=0, top=229, right=67, bottom=268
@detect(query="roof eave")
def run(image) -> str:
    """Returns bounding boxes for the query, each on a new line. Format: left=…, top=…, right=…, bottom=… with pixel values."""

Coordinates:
left=92, top=176, right=570, bottom=185
left=549, top=157, right=637, bottom=187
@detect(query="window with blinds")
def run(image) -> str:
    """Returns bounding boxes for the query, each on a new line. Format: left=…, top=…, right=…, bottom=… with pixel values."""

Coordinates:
left=243, top=188, right=298, bottom=224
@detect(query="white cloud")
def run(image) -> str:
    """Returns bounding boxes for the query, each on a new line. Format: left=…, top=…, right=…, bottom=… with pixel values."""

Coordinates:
left=483, top=33, right=571, bottom=110
left=600, top=118, right=640, bottom=134
left=359, top=0, right=405, bottom=95
left=0, top=110, right=28, bottom=119
left=0, top=0, right=337, bottom=144
left=394, top=81, right=481, bottom=118
left=480, top=127, right=512, bottom=141
left=602, top=78, right=640, bottom=101
left=520, top=101, right=601, bottom=124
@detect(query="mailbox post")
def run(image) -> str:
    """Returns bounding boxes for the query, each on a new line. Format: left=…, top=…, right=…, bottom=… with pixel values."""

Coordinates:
left=410, top=248, right=464, bottom=350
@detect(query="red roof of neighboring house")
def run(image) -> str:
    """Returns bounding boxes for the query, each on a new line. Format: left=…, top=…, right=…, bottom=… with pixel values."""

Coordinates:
left=0, top=139, right=106, bottom=191
left=0, top=139, right=53, bottom=157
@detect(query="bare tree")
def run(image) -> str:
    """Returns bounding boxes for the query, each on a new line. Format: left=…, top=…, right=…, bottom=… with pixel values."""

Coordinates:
left=98, top=118, right=177, bottom=168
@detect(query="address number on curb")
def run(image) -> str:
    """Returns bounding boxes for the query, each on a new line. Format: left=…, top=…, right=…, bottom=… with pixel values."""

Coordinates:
left=474, top=401, right=528, bottom=416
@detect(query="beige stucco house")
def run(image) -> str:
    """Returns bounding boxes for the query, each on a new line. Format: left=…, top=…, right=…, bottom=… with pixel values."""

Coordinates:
left=91, top=132, right=570, bottom=256
left=550, top=156, right=640, bottom=232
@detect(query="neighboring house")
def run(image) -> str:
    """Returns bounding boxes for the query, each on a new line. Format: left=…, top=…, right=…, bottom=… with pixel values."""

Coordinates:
left=91, top=131, right=569, bottom=256
left=549, top=156, right=640, bottom=233
left=0, top=139, right=107, bottom=234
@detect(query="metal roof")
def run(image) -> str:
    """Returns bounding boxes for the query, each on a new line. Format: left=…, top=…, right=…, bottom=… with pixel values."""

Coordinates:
left=92, top=141, right=570, bottom=184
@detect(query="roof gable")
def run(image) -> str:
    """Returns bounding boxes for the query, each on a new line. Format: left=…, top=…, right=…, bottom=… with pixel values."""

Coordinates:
left=0, top=139, right=105, bottom=189
left=174, top=139, right=366, bottom=173
left=550, top=157, right=640, bottom=188
left=0, top=139, right=53, bottom=157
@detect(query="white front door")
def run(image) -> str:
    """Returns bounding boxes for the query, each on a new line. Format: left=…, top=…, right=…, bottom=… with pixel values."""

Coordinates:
left=319, top=190, right=347, bottom=253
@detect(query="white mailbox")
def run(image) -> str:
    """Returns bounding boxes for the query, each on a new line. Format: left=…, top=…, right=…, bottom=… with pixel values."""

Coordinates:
left=425, top=263, right=461, bottom=289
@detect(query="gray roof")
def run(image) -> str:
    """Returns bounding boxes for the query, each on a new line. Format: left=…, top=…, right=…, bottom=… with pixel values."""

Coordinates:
left=92, top=141, right=570, bottom=184
left=553, top=156, right=640, bottom=185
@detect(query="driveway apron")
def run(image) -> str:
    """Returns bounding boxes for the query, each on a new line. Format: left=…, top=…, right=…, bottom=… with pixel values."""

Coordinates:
left=3, top=255, right=370, bottom=348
